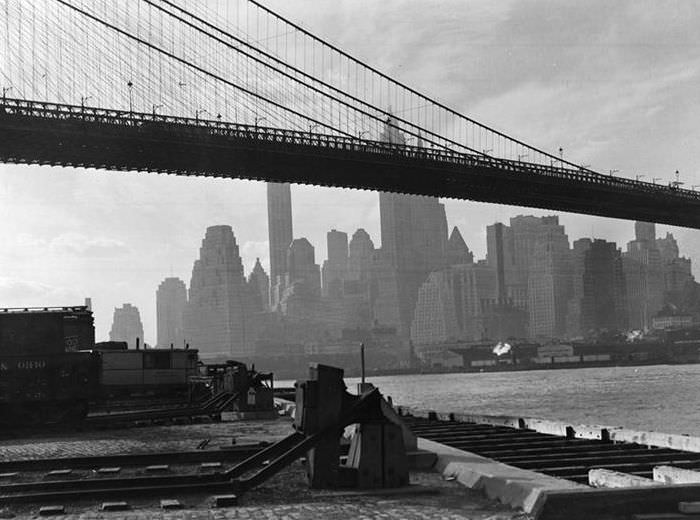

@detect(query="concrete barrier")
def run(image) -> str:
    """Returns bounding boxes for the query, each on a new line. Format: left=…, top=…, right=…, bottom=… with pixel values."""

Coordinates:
left=588, top=468, right=660, bottom=488
left=610, top=429, right=700, bottom=453
left=419, top=437, right=585, bottom=516
left=654, top=466, right=700, bottom=484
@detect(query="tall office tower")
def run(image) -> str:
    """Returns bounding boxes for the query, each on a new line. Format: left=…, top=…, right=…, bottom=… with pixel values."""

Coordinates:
left=635, top=221, right=656, bottom=243
left=566, top=238, right=592, bottom=337
left=347, top=228, right=375, bottom=282
left=321, top=229, right=348, bottom=298
left=247, top=258, right=270, bottom=311
left=109, top=303, right=145, bottom=349
left=376, top=192, right=448, bottom=336
left=528, top=218, right=572, bottom=339
left=287, top=238, right=321, bottom=296
left=411, top=263, right=498, bottom=348
left=267, top=183, right=293, bottom=296
left=410, top=270, right=460, bottom=346
left=579, top=240, right=628, bottom=334
left=656, top=232, right=694, bottom=299
left=624, top=221, right=665, bottom=330
left=156, top=277, right=187, bottom=348
left=446, top=227, right=474, bottom=266
left=184, top=225, right=254, bottom=357
left=370, top=114, right=449, bottom=336
left=486, top=222, right=515, bottom=305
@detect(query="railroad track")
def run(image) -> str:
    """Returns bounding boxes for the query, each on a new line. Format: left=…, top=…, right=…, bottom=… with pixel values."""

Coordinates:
left=405, top=415, right=700, bottom=485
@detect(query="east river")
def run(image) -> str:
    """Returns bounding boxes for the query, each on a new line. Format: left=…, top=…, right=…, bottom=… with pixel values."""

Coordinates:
left=333, top=364, right=700, bottom=436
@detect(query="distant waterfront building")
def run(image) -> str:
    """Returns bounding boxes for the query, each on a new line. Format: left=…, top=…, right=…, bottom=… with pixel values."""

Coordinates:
left=623, top=221, right=665, bottom=330
left=184, top=225, right=255, bottom=357
left=527, top=217, right=572, bottom=339
left=321, top=229, right=348, bottom=298
left=156, top=277, right=187, bottom=348
left=568, top=239, right=628, bottom=336
left=109, top=303, right=144, bottom=349
left=247, top=258, right=270, bottom=312
left=267, top=183, right=293, bottom=305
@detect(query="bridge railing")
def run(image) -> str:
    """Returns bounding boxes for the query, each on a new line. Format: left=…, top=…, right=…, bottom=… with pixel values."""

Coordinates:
left=2, top=97, right=698, bottom=201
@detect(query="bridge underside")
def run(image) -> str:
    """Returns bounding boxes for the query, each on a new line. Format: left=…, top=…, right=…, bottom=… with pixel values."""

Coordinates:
left=1, top=112, right=699, bottom=230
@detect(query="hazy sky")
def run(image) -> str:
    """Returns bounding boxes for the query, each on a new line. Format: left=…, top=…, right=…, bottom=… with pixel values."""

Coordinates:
left=1, top=0, right=699, bottom=343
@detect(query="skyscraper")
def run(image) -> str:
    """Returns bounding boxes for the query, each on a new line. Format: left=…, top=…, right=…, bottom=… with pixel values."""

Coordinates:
left=376, top=193, right=448, bottom=336
left=527, top=218, right=572, bottom=338
left=267, top=183, right=293, bottom=297
left=109, top=303, right=145, bottom=349
left=446, top=226, right=474, bottom=266
left=580, top=239, right=628, bottom=334
left=321, top=229, right=348, bottom=298
left=347, top=228, right=375, bottom=282
left=623, top=222, right=665, bottom=330
left=156, top=277, right=187, bottom=348
left=248, top=258, right=270, bottom=311
left=184, top=225, right=254, bottom=357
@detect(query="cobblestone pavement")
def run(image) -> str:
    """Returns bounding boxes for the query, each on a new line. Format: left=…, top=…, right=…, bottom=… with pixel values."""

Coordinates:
left=0, top=419, right=293, bottom=461
left=0, top=467, right=531, bottom=520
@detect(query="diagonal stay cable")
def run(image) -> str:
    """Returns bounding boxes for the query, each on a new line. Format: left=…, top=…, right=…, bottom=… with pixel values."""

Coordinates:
left=245, top=0, right=603, bottom=175
left=51, top=0, right=354, bottom=139
left=151, top=0, right=487, bottom=157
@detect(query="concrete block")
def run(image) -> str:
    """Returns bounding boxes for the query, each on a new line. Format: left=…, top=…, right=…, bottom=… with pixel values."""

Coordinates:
left=407, top=449, right=437, bottom=470
left=654, top=466, right=700, bottom=484
left=418, top=437, right=584, bottom=515
left=160, top=499, right=183, bottom=510
left=96, top=467, right=121, bottom=474
left=101, top=502, right=129, bottom=511
left=146, top=464, right=169, bottom=472
left=200, top=462, right=222, bottom=470
left=213, top=494, right=238, bottom=507
left=589, top=468, right=659, bottom=488
left=610, top=429, right=700, bottom=453
left=39, top=505, right=65, bottom=516
left=46, top=469, right=72, bottom=477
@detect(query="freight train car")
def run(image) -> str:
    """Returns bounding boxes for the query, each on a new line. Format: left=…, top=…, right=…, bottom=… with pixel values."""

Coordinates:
left=0, top=306, right=100, bottom=425
left=94, top=342, right=199, bottom=397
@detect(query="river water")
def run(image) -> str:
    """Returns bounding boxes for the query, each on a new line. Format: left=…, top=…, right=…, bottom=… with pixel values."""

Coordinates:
left=288, top=364, right=700, bottom=436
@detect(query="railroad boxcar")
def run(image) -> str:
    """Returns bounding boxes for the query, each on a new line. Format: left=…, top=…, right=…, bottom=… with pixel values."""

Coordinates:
left=94, top=343, right=200, bottom=397
left=0, top=306, right=100, bottom=425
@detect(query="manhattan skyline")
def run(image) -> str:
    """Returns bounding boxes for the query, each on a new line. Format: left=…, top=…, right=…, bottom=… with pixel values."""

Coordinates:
left=1, top=1, right=699, bottom=342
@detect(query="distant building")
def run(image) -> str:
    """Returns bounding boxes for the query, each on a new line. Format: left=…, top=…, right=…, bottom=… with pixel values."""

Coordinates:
left=184, top=225, right=255, bottom=358
left=248, top=258, right=270, bottom=311
left=267, top=183, right=293, bottom=306
left=156, top=277, right=187, bottom=348
left=109, top=303, right=144, bottom=349
left=656, top=232, right=694, bottom=303
left=652, top=305, right=693, bottom=330
left=623, top=221, right=665, bottom=330
left=568, top=239, right=628, bottom=336
left=446, top=226, right=474, bottom=266
left=321, top=229, right=348, bottom=298
left=347, top=228, right=375, bottom=283
left=371, top=116, right=448, bottom=337
left=527, top=217, right=572, bottom=338
left=410, top=262, right=498, bottom=348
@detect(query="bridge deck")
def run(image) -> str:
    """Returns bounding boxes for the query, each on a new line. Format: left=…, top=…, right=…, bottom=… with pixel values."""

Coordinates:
left=1, top=98, right=698, bottom=229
